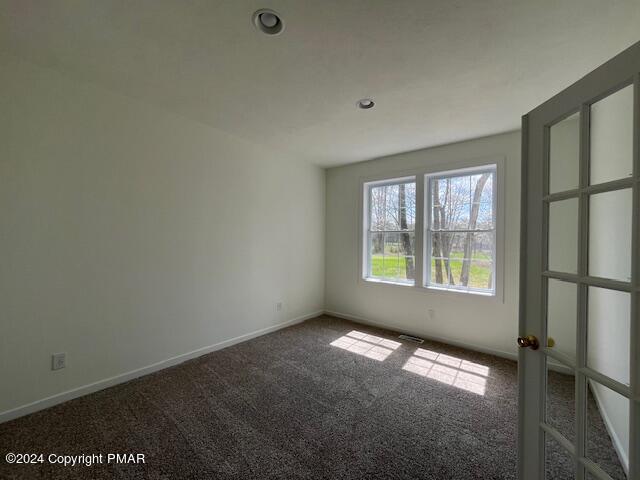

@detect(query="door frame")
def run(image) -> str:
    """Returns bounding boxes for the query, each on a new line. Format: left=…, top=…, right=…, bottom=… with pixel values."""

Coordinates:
left=519, top=41, right=640, bottom=480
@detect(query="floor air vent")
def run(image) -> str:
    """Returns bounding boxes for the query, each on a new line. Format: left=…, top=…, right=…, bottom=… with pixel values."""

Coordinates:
left=398, top=334, right=424, bottom=344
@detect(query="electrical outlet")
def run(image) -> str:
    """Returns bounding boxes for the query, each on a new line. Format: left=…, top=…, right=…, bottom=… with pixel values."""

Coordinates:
left=276, top=302, right=283, bottom=312
left=52, top=353, right=66, bottom=371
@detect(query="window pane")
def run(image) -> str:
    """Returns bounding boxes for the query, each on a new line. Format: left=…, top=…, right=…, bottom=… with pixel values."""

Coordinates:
left=384, top=232, right=401, bottom=278
left=431, top=232, right=494, bottom=290
left=385, top=184, right=401, bottom=230
left=403, top=182, right=416, bottom=230
left=431, top=177, right=469, bottom=230
left=379, top=232, right=416, bottom=282
left=370, top=185, right=386, bottom=231
left=430, top=231, right=494, bottom=291
left=399, top=232, right=416, bottom=280
left=430, top=171, right=494, bottom=231
left=469, top=232, right=494, bottom=290
left=365, top=179, right=415, bottom=285
left=370, top=182, right=416, bottom=233
left=450, top=175, right=473, bottom=230
left=369, top=232, right=384, bottom=277
left=476, top=199, right=493, bottom=229
left=471, top=232, right=494, bottom=261
left=468, top=260, right=494, bottom=290
left=383, top=182, right=416, bottom=231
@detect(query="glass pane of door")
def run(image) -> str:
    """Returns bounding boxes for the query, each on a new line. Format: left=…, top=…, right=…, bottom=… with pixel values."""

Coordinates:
left=549, top=112, right=580, bottom=193
left=587, top=287, right=631, bottom=386
left=590, top=85, right=634, bottom=185
left=545, top=432, right=575, bottom=480
left=546, top=362, right=576, bottom=443
left=548, top=199, right=579, bottom=273
left=589, top=189, right=633, bottom=282
left=586, top=381, right=629, bottom=479
left=547, top=279, right=577, bottom=362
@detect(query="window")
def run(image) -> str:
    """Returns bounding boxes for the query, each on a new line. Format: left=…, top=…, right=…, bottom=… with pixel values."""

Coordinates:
left=364, top=177, right=416, bottom=285
left=425, top=166, right=496, bottom=294
left=361, top=163, right=498, bottom=296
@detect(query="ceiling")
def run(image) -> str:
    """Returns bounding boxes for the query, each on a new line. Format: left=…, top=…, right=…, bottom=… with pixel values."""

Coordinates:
left=2, top=0, right=639, bottom=166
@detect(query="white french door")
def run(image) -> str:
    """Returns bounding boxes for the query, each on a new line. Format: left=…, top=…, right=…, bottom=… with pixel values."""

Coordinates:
left=519, top=42, right=640, bottom=480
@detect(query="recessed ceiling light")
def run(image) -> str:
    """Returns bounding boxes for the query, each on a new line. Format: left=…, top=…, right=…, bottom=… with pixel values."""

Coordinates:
left=357, top=98, right=375, bottom=109
left=252, top=9, right=284, bottom=36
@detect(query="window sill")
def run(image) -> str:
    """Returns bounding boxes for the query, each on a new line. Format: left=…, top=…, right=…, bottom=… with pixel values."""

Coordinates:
left=424, top=285, right=495, bottom=297
left=361, top=277, right=497, bottom=298
left=363, top=277, right=415, bottom=287
left=360, top=278, right=500, bottom=302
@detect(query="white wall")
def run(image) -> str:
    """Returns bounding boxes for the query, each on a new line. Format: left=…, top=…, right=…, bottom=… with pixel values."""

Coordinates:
left=0, top=57, right=325, bottom=418
left=325, top=131, right=521, bottom=358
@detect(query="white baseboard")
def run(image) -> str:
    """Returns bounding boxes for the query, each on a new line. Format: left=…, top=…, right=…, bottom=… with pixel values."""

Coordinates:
left=0, top=310, right=323, bottom=424
left=588, top=380, right=629, bottom=475
left=324, top=309, right=518, bottom=361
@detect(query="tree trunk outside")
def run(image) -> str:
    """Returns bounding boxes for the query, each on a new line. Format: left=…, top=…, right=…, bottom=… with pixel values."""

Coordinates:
left=441, top=179, right=454, bottom=284
left=432, top=178, right=455, bottom=285
left=398, top=184, right=415, bottom=280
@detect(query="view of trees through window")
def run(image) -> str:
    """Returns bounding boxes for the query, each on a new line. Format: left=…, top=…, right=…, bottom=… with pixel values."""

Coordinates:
left=368, top=181, right=416, bottom=283
left=365, top=167, right=495, bottom=293
left=428, top=169, right=495, bottom=292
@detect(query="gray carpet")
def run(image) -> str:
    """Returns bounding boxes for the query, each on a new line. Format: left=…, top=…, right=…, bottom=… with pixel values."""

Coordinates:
left=0, top=315, right=625, bottom=479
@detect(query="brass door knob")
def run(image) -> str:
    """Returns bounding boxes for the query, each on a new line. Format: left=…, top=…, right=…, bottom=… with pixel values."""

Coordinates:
left=517, top=335, right=539, bottom=350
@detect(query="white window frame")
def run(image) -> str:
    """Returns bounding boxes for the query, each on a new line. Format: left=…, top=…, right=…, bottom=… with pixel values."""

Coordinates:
left=359, top=156, right=505, bottom=300
left=424, top=164, right=497, bottom=296
left=362, top=176, right=417, bottom=286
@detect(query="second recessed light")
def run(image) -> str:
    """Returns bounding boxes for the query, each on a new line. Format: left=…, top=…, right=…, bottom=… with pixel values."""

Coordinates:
left=357, top=98, right=375, bottom=109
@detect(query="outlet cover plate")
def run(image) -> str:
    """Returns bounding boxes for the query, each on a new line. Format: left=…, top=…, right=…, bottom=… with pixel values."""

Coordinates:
left=52, top=352, right=66, bottom=370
